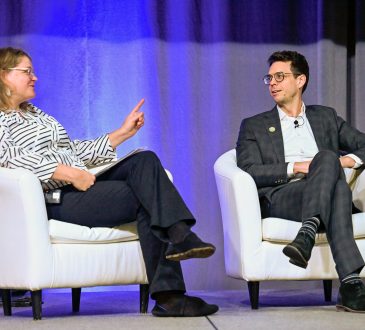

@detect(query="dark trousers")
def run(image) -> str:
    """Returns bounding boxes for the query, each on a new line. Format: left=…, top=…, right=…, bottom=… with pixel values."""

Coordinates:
left=46, top=151, right=195, bottom=297
left=265, top=150, right=364, bottom=279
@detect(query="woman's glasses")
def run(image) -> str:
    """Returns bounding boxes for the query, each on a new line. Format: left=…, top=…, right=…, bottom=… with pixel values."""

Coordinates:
left=3, top=67, right=36, bottom=77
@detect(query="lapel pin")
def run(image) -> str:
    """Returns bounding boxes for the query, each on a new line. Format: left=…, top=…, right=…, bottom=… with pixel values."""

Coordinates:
left=269, top=126, right=276, bottom=133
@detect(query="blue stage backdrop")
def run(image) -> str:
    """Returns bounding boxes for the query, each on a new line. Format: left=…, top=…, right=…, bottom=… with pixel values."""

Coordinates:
left=1, top=0, right=364, bottom=290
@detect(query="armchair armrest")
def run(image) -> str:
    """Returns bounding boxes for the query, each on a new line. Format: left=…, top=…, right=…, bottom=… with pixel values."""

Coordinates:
left=0, top=168, right=54, bottom=289
left=214, top=149, right=263, bottom=278
left=165, top=169, right=173, bottom=182
left=349, top=168, right=365, bottom=211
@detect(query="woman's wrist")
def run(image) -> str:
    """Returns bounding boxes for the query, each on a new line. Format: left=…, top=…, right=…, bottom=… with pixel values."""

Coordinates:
left=108, top=129, right=130, bottom=149
left=52, top=164, right=81, bottom=183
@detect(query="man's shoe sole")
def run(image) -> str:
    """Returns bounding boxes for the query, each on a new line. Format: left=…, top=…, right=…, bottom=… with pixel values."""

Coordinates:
left=283, top=245, right=308, bottom=269
left=166, top=246, right=216, bottom=261
left=152, top=306, right=219, bottom=317
left=336, top=304, right=365, bottom=313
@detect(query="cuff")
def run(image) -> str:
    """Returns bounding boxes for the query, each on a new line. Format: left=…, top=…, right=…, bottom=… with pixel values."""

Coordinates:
left=287, top=162, right=295, bottom=178
left=346, top=154, right=363, bottom=169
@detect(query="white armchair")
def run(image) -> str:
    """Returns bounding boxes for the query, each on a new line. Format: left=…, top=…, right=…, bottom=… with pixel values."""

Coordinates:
left=0, top=167, right=152, bottom=320
left=214, top=149, right=365, bottom=309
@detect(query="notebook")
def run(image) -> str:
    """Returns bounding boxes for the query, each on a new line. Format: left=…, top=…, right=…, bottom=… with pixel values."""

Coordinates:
left=88, top=147, right=147, bottom=177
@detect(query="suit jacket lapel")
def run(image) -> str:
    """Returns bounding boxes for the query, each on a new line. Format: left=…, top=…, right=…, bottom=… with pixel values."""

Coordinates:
left=306, top=106, right=326, bottom=151
left=263, top=107, right=285, bottom=163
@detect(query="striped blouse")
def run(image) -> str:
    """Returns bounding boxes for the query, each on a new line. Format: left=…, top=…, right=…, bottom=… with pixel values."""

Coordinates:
left=0, top=104, right=116, bottom=190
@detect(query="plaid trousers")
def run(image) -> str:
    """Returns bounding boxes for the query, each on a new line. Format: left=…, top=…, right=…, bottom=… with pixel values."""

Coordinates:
left=265, top=150, right=364, bottom=279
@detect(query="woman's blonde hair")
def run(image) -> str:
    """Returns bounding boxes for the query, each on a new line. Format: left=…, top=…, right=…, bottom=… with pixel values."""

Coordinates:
left=0, top=47, right=32, bottom=111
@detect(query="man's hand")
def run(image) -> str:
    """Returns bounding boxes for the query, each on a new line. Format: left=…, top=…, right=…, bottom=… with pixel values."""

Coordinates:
left=340, top=156, right=356, bottom=169
left=293, top=161, right=311, bottom=174
left=108, top=99, right=145, bottom=149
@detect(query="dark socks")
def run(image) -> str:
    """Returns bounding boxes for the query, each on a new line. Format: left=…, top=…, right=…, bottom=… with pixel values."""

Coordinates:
left=167, top=221, right=191, bottom=244
left=299, top=216, right=320, bottom=240
left=342, top=273, right=362, bottom=285
left=154, top=291, right=185, bottom=306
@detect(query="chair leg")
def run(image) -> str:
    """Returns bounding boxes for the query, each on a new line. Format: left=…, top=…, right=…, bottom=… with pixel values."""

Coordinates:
left=323, top=280, right=332, bottom=302
left=72, top=288, right=81, bottom=312
left=139, top=284, right=149, bottom=313
left=247, top=281, right=260, bottom=309
left=31, top=290, right=42, bottom=320
left=1, top=289, right=12, bottom=316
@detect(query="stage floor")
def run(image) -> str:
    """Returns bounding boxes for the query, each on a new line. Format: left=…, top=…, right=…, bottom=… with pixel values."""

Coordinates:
left=1, top=287, right=364, bottom=329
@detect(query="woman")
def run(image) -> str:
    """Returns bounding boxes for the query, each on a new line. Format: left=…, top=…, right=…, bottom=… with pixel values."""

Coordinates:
left=0, top=47, right=218, bottom=317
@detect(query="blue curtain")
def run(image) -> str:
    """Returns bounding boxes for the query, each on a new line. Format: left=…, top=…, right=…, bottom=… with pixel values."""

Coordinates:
left=1, top=0, right=364, bottom=290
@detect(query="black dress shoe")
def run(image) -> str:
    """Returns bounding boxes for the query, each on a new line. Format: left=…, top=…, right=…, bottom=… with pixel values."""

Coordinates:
left=336, top=281, right=365, bottom=313
left=0, top=296, right=32, bottom=307
left=152, top=295, right=219, bottom=317
left=282, top=232, right=315, bottom=269
left=165, top=232, right=216, bottom=261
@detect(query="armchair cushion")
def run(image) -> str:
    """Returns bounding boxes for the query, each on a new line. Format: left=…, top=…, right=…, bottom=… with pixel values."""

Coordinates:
left=262, top=213, right=365, bottom=244
left=49, top=220, right=139, bottom=244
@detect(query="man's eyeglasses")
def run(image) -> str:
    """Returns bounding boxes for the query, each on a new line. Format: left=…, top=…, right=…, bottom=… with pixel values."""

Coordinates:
left=3, top=67, right=36, bottom=77
left=263, top=72, right=297, bottom=85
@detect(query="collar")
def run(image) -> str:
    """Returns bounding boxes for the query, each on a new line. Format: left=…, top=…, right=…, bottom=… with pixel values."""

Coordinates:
left=277, top=102, right=306, bottom=121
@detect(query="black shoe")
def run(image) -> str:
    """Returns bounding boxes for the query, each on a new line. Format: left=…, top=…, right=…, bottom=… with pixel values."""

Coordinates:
left=336, top=281, right=365, bottom=313
left=0, top=296, right=32, bottom=307
left=165, top=232, right=216, bottom=261
left=152, top=295, right=219, bottom=317
left=282, top=232, right=315, bottom=269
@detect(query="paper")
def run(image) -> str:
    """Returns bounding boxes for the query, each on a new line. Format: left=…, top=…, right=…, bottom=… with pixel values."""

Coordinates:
left=88, top=147, right=147, bottom=177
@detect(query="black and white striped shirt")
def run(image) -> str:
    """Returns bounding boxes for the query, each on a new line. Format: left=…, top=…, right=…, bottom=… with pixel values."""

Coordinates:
left=0, top=104, right=116, bottom=190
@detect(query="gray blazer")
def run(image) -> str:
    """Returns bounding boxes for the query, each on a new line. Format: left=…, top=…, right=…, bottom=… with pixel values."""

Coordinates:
left=236, top=105, right=365, bottom=199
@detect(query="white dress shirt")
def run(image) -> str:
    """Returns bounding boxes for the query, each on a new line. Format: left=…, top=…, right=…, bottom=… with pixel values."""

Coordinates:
left=277, top=103, right=362, bottom=179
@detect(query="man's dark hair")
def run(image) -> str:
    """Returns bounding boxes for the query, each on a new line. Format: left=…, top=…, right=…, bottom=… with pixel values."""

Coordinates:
left=268, top=50, right=309, bottom=94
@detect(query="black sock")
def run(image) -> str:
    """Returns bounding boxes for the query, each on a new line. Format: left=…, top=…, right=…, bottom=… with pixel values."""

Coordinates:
left=154, top=291, right=185, bottom=306
left=341, top=273, right=361, bottom=285
left=167, top=221, right=191, bottom=244
left=299, top=216, right=320, bottom=240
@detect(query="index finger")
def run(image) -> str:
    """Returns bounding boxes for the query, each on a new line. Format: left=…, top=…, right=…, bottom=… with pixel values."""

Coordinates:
left=132, top=98, right=145, bottom=113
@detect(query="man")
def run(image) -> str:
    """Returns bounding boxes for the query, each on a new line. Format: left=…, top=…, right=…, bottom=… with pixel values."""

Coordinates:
left=236, top=50, right=365, bottom=312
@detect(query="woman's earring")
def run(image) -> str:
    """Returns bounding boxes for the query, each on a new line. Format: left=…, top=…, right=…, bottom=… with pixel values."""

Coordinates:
left=5, top=88, right=11, bottom=97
